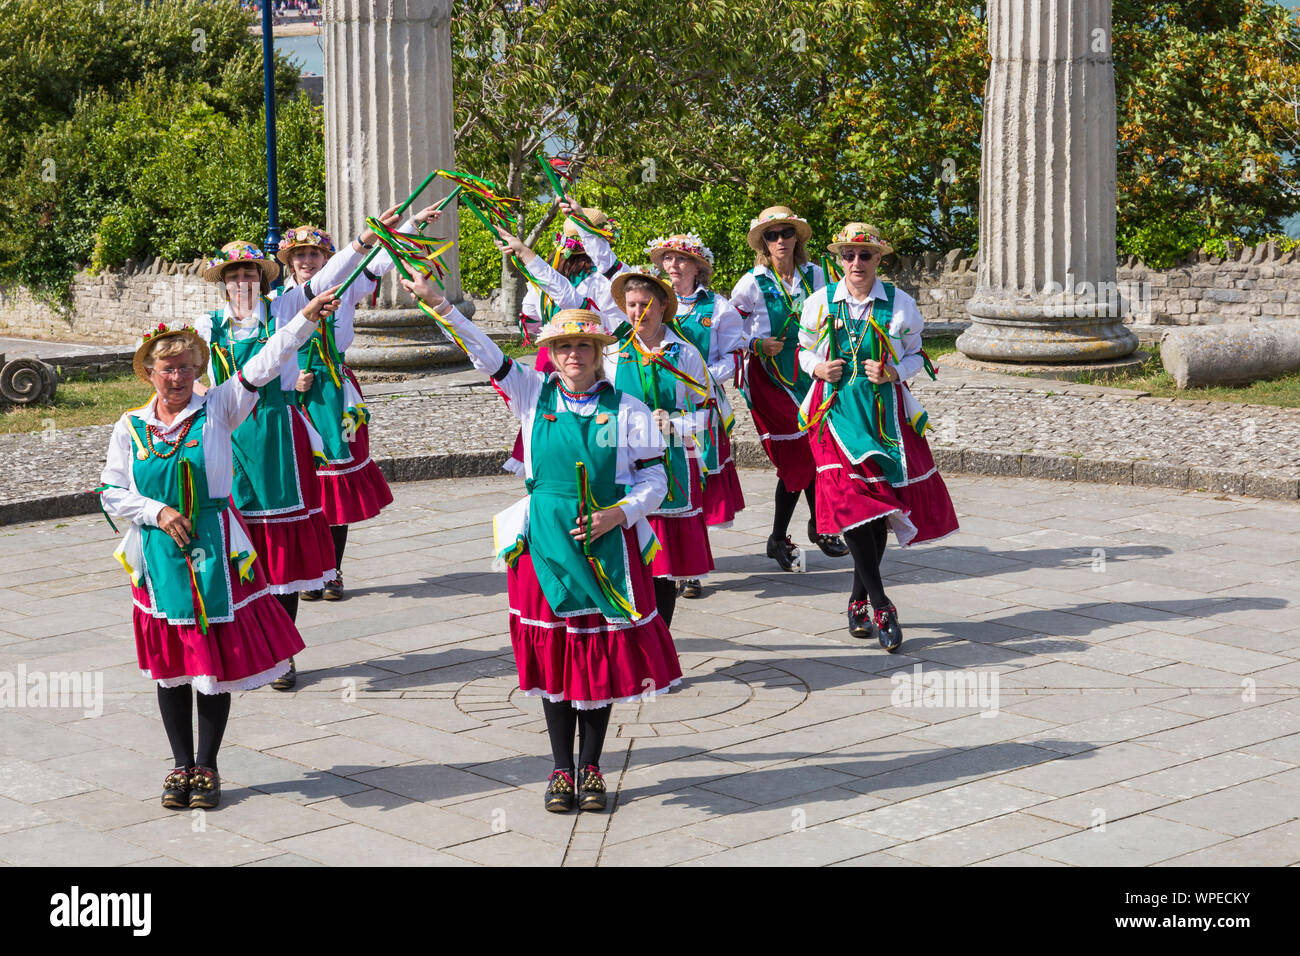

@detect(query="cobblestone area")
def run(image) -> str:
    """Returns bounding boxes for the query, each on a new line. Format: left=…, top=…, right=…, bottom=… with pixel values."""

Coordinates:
left=5, top=361, right=1299, bottom=512
left=0, top=472, right=1297, bottom=866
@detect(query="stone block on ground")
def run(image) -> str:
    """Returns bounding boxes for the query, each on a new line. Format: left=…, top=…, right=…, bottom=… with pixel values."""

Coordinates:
left=1160, top=320, right=1300, bottom=388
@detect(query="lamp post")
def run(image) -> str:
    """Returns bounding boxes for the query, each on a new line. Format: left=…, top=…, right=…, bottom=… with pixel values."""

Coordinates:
left=261, top=0, right=281, bottom=286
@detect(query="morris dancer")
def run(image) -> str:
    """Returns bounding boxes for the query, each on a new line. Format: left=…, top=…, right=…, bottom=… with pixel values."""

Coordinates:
left=98, top=290, right=338, bottom=809
left=504, top=202, right=624, bottom=476
left=195, top=209, right=399, bottom=689
left=799, top=224, right=959, bottom=650
left=648, top=233, right=748, bottom=599
left=403, top=269, right=679, bottom=813
left=731, top=206, right=849, bottom=571
left=275, top=204, right=443, bottom=601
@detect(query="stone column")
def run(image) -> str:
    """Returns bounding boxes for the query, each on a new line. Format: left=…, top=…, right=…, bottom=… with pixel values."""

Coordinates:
left=323, top=0, right=471, bottom=370
left=957, top=0, right=1137, bottom=362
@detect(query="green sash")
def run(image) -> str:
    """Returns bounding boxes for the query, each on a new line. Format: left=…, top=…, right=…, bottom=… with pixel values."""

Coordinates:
left=613, top=332, right=694, bottom=512
left=753, top=266, right=817, bottom=402
left=674, top=291, right=722, bottom=475
left=296, top=317, right=358, bottom=463
left=524, top=380, right=637, bottom=620
left=823, top=281, right=906, bottom=484
left=208, top=310, right=307, bottom=515
left=128, top=407, right=238, bottom=626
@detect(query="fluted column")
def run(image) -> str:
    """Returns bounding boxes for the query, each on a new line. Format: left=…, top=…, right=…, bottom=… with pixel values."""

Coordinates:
left=958, top=0, right=1137, bottom=362
left=324, top=0, right=470, bottom=369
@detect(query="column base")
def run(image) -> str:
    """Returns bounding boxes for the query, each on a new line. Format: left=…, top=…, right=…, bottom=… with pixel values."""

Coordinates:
left=958, top=300, right=1138, bottom=363
left=345, top=303, right=478, bottom=371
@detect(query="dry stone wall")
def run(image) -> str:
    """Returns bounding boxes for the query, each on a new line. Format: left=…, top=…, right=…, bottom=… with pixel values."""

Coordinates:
left=3, top=241, right=1298, bottom=346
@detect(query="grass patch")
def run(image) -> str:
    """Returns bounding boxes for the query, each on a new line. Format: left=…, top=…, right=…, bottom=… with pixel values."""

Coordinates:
left=922, top=334, right=959, bottom=359
left=1, top=373, right=154, bottom=434
left=1075, top=342, right=1300, bottom=407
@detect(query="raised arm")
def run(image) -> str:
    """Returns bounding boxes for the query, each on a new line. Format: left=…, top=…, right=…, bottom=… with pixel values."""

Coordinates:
left=207, top=288, right=340, bottom=429
left=494, top=226, right=586, bottom=311
left=400, top=271, right=543, bottom=415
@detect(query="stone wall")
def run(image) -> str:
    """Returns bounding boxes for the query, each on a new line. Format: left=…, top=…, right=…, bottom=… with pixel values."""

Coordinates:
left=4, top=241, right=1299, bottom=346
left=0, top=258, right=224, bottom=345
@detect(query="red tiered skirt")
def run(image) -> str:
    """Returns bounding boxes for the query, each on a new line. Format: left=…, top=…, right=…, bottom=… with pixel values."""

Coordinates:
left=317, top=368, right=394, bottom=525
left=701, top=427, right=746, bottom=527
left=647, top=453, right=715, bottom=580
left=806, top=380, right=960, bottom=547
left=134, top=508, right=306, bottom=694
left=241, top=407, right=337, bottom=593
left=508, top=526, right=683, bottom=709
left=746, top=353, right=815, bottom=491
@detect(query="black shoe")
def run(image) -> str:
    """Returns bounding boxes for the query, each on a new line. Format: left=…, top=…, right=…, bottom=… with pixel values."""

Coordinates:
left=874, top=604, right=903, bottom=653
left=766, top=534, right=803, bottom=572
left=848, top=601, right=875, bottom=640
left=161, top=767, right=190, bottom=810
left=300, top=589, right=323, bottom=602
left=323, top=576, right=344, bottom=601
left=680, top=578, right=702, bottom=599
left=188, top=766, right=220, bottom=810
left=578, top=764, right=608, bottom=812
left=271, top=658, right=297, bottom=691
left=544, top=769, right=576, bottom=813
left=808, top=519, right=850, bottom=557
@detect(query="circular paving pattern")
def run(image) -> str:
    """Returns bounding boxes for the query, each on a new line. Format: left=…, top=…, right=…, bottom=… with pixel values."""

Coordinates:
left=453, top=654, right=810, bottom=735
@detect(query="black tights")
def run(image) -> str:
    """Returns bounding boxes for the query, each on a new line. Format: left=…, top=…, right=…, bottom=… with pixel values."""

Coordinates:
left=653, top=578, right=678, bottom=629
left=331, top=524, right=348, bottom=572
left=541, top=699, right=613, bottom=773
left=773, top=478, right=816, bottom=539
left=842, top=519, right=890, bottom=607
left=275, top=592, right=298, bottom=624
left=157, top=685, right=231, bottom=770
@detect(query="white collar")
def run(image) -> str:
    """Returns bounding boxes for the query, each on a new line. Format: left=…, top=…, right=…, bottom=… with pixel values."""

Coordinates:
left=224, top=298, right=268, bottom=326
left=832, top=277, right=886, bottom=305
left=756, top=263, right=807, bottom=290
left=135, top=390, right=206, bottom=431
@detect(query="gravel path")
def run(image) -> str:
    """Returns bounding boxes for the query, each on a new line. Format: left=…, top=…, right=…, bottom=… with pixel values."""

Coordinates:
left=4, top=361, right=1299, bottom=509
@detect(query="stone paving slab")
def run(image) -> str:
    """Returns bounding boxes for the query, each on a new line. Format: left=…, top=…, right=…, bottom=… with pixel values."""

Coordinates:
left=0, top=470, right=1297, bottom=866
left=5, top=359, right=1300, bottom=523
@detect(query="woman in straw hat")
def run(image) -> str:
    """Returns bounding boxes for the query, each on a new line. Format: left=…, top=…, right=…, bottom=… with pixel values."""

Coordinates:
left=400, top=270, right=680, bottom=814
left=499, top=226, right=716, bottom=626
left=96, top=288, right=340, bottom=810
left=731, top=205, right=850, bottom=573
left=194, top=211, right=399, bottom=689
left=276, top=203, right=441, bottom=602
left=799, top=224, right=959, bottom=651
left=648, top=232, right=749, bottom=599
left=605, top=268, right=717, bottom=626
left=502, top=201, right=626, bottom=477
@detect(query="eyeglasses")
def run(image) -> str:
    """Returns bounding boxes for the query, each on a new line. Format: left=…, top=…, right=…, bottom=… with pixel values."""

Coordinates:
left=150, top=365, right=200, bottom=380
left=841, top=249, right=877, bottom=262
left=763, top=227, right=797, bottom=242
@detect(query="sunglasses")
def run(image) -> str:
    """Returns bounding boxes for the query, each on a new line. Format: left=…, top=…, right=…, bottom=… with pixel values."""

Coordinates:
left=763, top=227, right=797, bottom=242
left=840, top=249, right=878, bottom=262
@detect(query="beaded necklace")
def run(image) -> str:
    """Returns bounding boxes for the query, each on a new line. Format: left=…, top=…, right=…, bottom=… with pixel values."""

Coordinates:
left=143, top=414, right=197, bottom=459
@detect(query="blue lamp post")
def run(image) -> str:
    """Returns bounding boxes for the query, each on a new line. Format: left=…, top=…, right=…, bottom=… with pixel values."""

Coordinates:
left=261, top=0, right=280, bottom=286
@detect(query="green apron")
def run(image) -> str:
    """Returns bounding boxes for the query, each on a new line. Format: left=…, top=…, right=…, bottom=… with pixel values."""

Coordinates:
left=524, top=379, right=638, bottom=621
left=126, top=407, right=242, bottom=628
left=207, top=309, right=306, bottom=516
left=613, top=331, right=695, bottom=512
left=296, top=316, right=359, bottom=464
left=822, top=281, right=906, bottom=484
left=752, top=266, right=817, bottom=403
left=673, top=291, right=723, bottom=476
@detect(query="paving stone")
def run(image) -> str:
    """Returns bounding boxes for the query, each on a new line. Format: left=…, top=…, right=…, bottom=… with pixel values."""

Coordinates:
left=1032, top=813, right=1228, bottom=866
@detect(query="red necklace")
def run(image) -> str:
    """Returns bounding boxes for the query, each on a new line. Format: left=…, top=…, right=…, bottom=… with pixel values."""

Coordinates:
left=145, top=416, right=196, bottom=459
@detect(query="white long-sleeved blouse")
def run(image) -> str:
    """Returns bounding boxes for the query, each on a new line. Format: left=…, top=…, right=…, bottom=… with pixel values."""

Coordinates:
left=434, top=301, right=668, bottom=529
left=100, top=312, right=318, bottom=527
left=729, top=263, right=827, bottom=342
left=797, top=277, right=927, bottom=383
left=674, top=285, right=752, bottom=384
